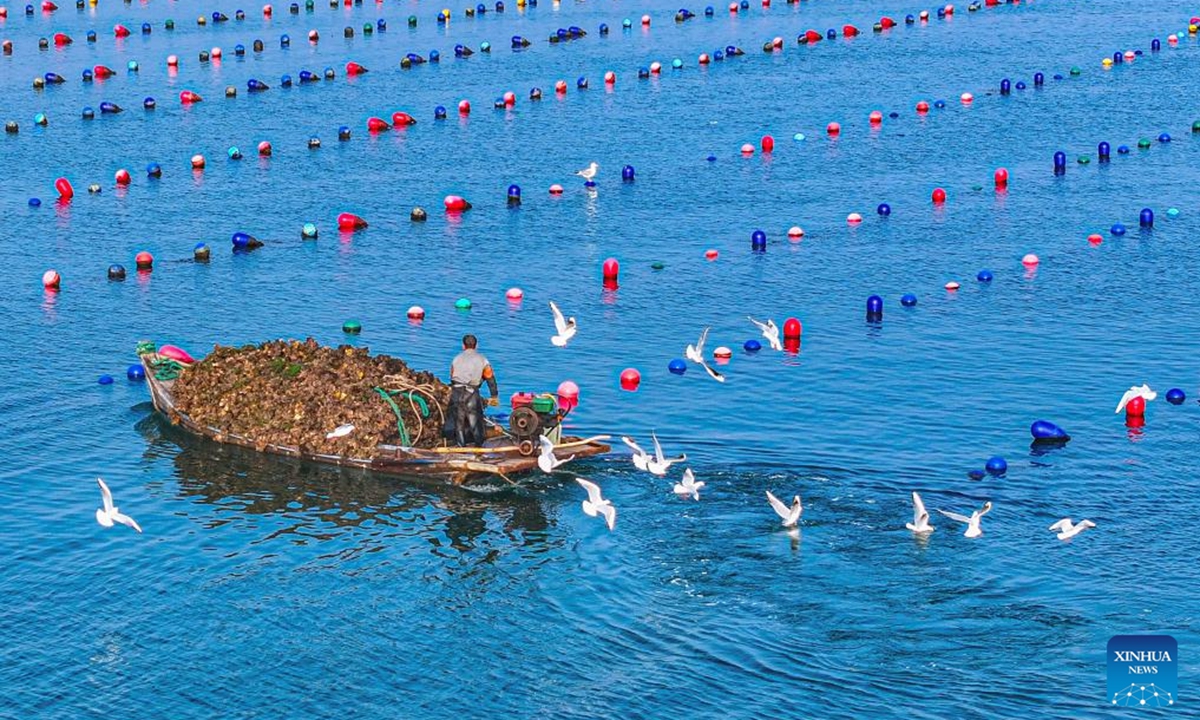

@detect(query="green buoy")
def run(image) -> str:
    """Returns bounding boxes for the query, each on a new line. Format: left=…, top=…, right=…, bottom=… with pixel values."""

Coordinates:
left=1137, top=138, right=1152, bottom=149
left=1069, top=66, right=1081, bottom=76
left=342, top=320, right=362, bottom=334
left=651, top=262, right=664, bottom=270
left=302, top=222, right=318, bottom=239
left=454, top=298, right=472, bottom=310
left=1077, top=156, right=1090, bottom=165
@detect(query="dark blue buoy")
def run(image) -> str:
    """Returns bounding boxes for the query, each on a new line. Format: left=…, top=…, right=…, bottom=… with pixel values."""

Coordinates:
left=429, top=50, right=440, bottom=63
left=967, top=469, right=986, bottom=481
left=99, top=101, right=122, bottom=114
left=107, top=264, right=126, bottom=280
left=668, top=358, right=687, bottom=375
left=234, top=44, right=246, bottom=57
left=977, top=269, right=993, bottom=282
left=638, top=67, right=650, bottom=79
left=900, top=293, right=917, bottom=307
left=706, top=154, right=716, bottom=162
left=826, top=28, right=836, bottom=39
left=985, top=456, right=1007, bottom=475
left=82, top=69, right=93, bottom=82
left=866, top=295, right=883, bottom=317
left=1111, top=223, right=1126, bottom=236
left=86, top=30, right=96, bottom=42
left=1033, top=71, right=1044, bottom=86
left=280, top=34, right=290, bottom=47
left=507, top=184, right=522, bottom=206
left=1030, top=419, right=1070, bottom=443
left=577, top=77, right=588, bottom=89
left=1098, top=141, right=1110, bottom=161
left=705, top=6, right=714, bottom=17
left=281, top=74, right=292, bottom=87
left=1112, top=51, right=1122, bottom=64
left=1000, top=78, right=1011, bottom=95
left=877, top=203, right=891, bottom=216
left=622, top=165, right=635, bottom=182
left=127, top=365, right=145, bottom=382
left=751, top=229, right=767, bottom=251
left=713, top=50, right=724, bottom=61
left=1152, top=38, right=1161, bottom=52
left=378, top=18, right=387, bottom=30
left=98, top=375, right=114, bottom=385
left=1117, top=144, right=1130, bottom=155
left=905, top=14, right=915, bottom=24
left=743, top=339, right=762, bottom=353
left=1015, top=81, right=1026, bottom=90
left=247, top=78, right=269, bottom=92
left=530, top=87, right=542, bottom=100
left=82, top=107, right=95, bottom=119
left=1165, top=388, right=1186, bottom=405
left=146, top=163, right=161, bottom=178
left=143, top=97, right=156, bottom=110
left=231, top=232, right=261, bottom=249
left=1158, top=132, right=1171, bottom=143
left=29, top=198, right=41, bottom=207
left=338, top=125, right=351, bottom=141
left=1139, top=208, right=1154, bottom=228
left=434, top=105, right=447, bottom=120
left=933, top=99, right=946, bottom=109
left=1053, top=150, right=1067, bottom=175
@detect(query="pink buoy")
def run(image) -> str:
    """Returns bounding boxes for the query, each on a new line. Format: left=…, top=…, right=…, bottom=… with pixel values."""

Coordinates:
left=761, top=135, right=775, bottom=153
left=557, top=380, right=580, bottom=410
left=994, top=167, right=1009, bottom=189
left=337, top=212, right=368, bottom=230
left=1123, top=50, right=1135, bottom=61
left=602, top=257, right=619, bottom=289
left=847, top=213, right=863, bottom=224
left=1022, top=253, right=1039, bottom=266
left=787, top=226, right=805, bottom=240
left=158, top=345, right=195, bottom=364
left=728, top=3, right=737, bottom=13
left=740, top=143, right=754, bottom=155
left=641, top=14, right=650, bottom=26
left=406, top=305, right=425, bottom=320
left=42, top=270, right=60, bottom=290
left=115, top=169, right=131, bottom=185
left=308, top=30, right=318, bottom=42
left=549, top=184, right=564, bottom=195
left=211, top=47, right=222, bottom=59
left=919, top=10, right=929, bottom=20
left=367, top=117, right=390, bottom=132
left=705, top=249, right=719, bottom=260
left=713, top=346, right=732, bottom=360
left=944, top=4, right=954, bottom=15
left=505, top=287, right=524, bottom=301
left=54, top=177, right=74, bottom=200
left=257, top=141, right=272, bottom=156
left=772, top=36, right=783, bottom=50
left=263, top=5, right=273, bottom=17
left=960, top=92, right=974, bottom=104
left=135, top=251, right=153, bottom=270
left=443, top=195, right=471, bottom=212
left=650, top=61, right=662, bottom=74
left=826, top=122, right=841, bottom=136
left=191, top=154, right=206, bottom=169
left=619, top=368, right=641, bottom=391
left=944, top=281, right=961, bottom=291
left=458, top=99, right=471, bottom=115
left=167, top=55, right=179, bottom=67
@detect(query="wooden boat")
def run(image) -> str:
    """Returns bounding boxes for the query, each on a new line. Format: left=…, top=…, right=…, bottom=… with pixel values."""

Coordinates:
left=139, top=354, right=611, bottom=486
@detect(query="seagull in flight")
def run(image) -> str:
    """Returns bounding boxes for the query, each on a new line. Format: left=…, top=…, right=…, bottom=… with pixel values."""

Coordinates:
left=906, top=491, right=935, bottom=534
left=685, top=327, right=725, bottom=383
left=549, top=301, right=577, bottom=347
left=576, top=477, right=616, bottom=530
left=673, top=468, right=705, bottom=501
left=748, top=316, right=783, bottom=351
left=937, top=501, right=992, bottom=538
left=95, top=478, right=142, bottom=533
left=766, top=490, right=803, bottom=527
left=538, top=435, right=575, bottom=473
left=326, top=424, right=355, bottom=439
left=1048, top=517, right=1096, bottom=540
left=1115, top=383, right=1157, bottom=413
left=622, top=436, right=651, bottom=471
left=576, top=162, right=599, bottom=182
left=647, top=432, right=686, bottom=476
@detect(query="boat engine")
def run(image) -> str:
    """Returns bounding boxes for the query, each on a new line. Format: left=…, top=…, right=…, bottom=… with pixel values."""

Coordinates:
left=508, top=392, right=562, bottom=455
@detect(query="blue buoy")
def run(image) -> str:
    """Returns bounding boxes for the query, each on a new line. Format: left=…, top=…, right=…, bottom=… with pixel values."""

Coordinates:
left=1000, top=78, right=1011, bottom=95
left=877, top=203, right=891, bottom=216
left=622, top=165, right=635, bottom=182
left=1098, top=141, right=1110, bottom=161
left=826, top=28, right=836, bottom=39
left=281, top=74, right=293, bottom=87
left=98, top=375, right=114, bottom=385
left=507, top=184, right=521, bottom=205
left=529, top=87, right=542, bottom=100
left=668, top=359, right=687, bottom=375
left=985, top=456, right=1007, bottom=475
left=900, top=293, right=917, bottom=307
left=99, top=101, right=122, bottom=114
left=1158, top=132, right=1171, bottom=143
left=905, top=14, right=915, bottom=24
left=126, top=365, right=145, bottom=382
left=231, top=232, right=260, bottom=249
left=1139, top=208, right=1154, bottom=228
left=967, top=470, right=986, bottom=481
left=1111, top=223, right=1126, bottom=236
left=977, top=269, right=994, bottom=282
left=1165, top=388, right=1186, bottom=405
left=107, top=264, right=126, bottom=281
left=82, top=69, right=93, bottom=82
left=143, top=97, right=156, bottom=110
left=1015, top=81, right=1026, bottom=91
left=434, top=105, right=447, bottom=120
left=751, top=229, right=767, bottom=251
left=1053, top=150, right=1067, bottom=175
left=743, top=339, right=762, bottom=353
left=29, top=198, right=41, bottom=207
left=866, top=295, right=883, bottom=317
left=599, top=23, right=609, bottom=34
left=933, top=99, right=946, bottom=109
left=577, top=77, right=588, bottom=89
left=235, top=44, right=246, bottom=57
left=1030, top=419, right=1070, bottom=443
left=1152, top=38, right=1161, bottom=51
left=82, top=107, right=95, bottom=119
left=1117, top=144, right=1130, bottom=155
left=146, top=162, right=162, bottom=178
left=705, top=6, right=714, bottom=16
left=1033, top=71, right=1044, bottom=86
left=706, top=154, right=716, bottom=162
left=281, top=34, right=290, bottom=47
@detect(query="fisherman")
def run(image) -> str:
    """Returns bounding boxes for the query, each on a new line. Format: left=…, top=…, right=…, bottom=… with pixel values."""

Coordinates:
left=446, top=334, right=499, bottom=446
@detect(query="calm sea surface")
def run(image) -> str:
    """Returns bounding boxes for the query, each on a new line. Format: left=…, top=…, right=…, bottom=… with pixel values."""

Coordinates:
left=2, top=1, right=1198, bottom=717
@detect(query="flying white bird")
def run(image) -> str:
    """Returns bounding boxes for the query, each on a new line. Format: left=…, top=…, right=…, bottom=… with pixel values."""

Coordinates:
left=937, top=501, right=993, bottom=538
left=537, top=435, right=575, bottom=473
left=1048, top=517, right=1096, bottom=541
left=575, top=477, right=616, bottom=531
left=647, top=432, right=686, bottom=476
left=622, top=435, right=651, bottom=471
left=673, top=468, right=705, bottom=501
left=685, top=327, right=725, bottom=383
left=1115, top=383, right=1157, bottom=413
left=906, top=491, right=935, bottom=534
left=576, top=162, right=599, bottom=182
left=748, top=316, right=783, bottom=351
left=766, top=490, right=803, bottom=527
left=549, top=301, right=577, bottom=347
left=95, top=478, right=142, bottom=534
left=326, top=424, right=355, bottom=439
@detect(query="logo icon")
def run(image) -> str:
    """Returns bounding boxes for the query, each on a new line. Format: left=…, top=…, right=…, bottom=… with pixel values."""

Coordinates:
left=1108, top=635, right=1177, bottom=708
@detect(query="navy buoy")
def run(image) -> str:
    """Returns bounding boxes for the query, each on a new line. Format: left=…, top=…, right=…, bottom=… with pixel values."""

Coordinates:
left=507, top=184, right=522, bottom=206
left=1034, top=71, right=1044, bottom=86
left=622, top=165, right=635, bottom=182
left=338, top=125, right=351, bottom=141
left=82, top=107, right=95, bottom=119
left=1111, top=223, right=1126, bottom=236
left=434, top=105, right=447, bottom=120
left=126, top=365, right=146, bottom=382
left=29, top=198, right=40, bottom=206
left=1098, top=141, right=1110, bottom=161
left=1117, top=144, right=1130, bottom=155
left=281, top=34, right=290, bottom=47
left=235, top=44, right=246, bottom=56
left=1139, top=208, right=1154, bottom=228
left=530, top=87, right=543, bottom=100
left=1030, top=419, right=1070, bottom=443
left=977, top=269, right=994, bottom=282
left=1000, top=78, right=1010, bottom=95
left=82, top=69, right=93, bottom=82
left=1158, top=133, right=1171, bottom=143
left=231, top=232, right=263, bottom=250
left=985, top=456, right=1007, bottom=476
left=599, top=23, right=609, bottom=35
left=967, top=469, right=986, bottom=481
left=1015, top=81, right=1026, bottom=90
left=98, top=375, right=114, bottom=385
left=1165, top=388, right=1186, bottom=405
left=668, top=358, right=687, bottom=375
left=1053, top=150, right=1067, bottom=175
left=751, top=229, right=767, bottom=251
left=100, top=101, right=122, bottom=114
left=577, top=77, right=588, bottom=89
left=900, top=293, right=917, bottom=307
left=378, top=18, right=387, bottom=30
left=146, top=163, right=162, bottom=178
left=143, top=97, right=156, bottom=110
left=933, top=99, right=946, bottom=108
left=107, top=264, right=126, bottom=280
left=1152, top=38, right=1161, bottom=51
left=866, top=295, right=883, bottom=317
left=877, top=203, right=891, bottom=216
left=743, top=339, right=762, bottom=353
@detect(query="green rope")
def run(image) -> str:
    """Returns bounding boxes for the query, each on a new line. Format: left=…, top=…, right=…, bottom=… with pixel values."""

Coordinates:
left=372, top=388, right=431, bottom=446
left=135, top=340, right=157, bottom=356
left=150, top=358, right=184, bottom=381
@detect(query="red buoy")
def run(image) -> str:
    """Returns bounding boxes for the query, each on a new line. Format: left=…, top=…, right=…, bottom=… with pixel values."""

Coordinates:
left=555, top=80, right=568, bottom=94
left=367, top=116, right=390, bottom=132
left=1125, top=395, right=1146, bottom=427
left=337, top=212, right=368, bottom=231
left=458, top=99, right=471, bottom=115
left=54, top=177, right=74, bottom=200
left=179, top=90, right=203, bottom=104
left=443, top=195, right=471, bottom=212
left=602, top=257, right=619, bottom=289
left=94, top=65, right=116, bottom=78
left=843, top=25, right=859, bottom=37
left=135, top=251, right=153, bottom=270
left=803, top=29, right=822, bottom=43
left=619, top=368, right=641, bottom=391
left=932, top=187, right=947, bottom=204
left=916, top=100, right=930, bottom=114
left=345, top=61, right=368, bottom=76
left=114, top=24, right=131, bottom=38
left=557, top=380, right=580, bottom=410
left=115, top=169, right=131, bottom=185
left=391, top=111, right=415, bottom=126
left=42, top=1, right=58, bottom=11
left=994, top=167, right=1009, bottom=189
left=53, top=33, right=71, bottom=46
left=869, top=110, right=883, bottom=125
left=826, top=122, right=841, bottom=136
left=880, top=16, right=897, bottom=28
left=783, top=317, right=802, bottom=352
left=761, top=135, right=775, bottom=153
left=257, top=141, right=272, bottom=157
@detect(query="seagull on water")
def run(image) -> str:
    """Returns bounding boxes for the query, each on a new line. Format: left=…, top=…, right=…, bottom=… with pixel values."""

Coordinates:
left=576, top=477, right=616, bottom=530
left=549, top=301, right=577, bottom=347
left=906, top=491, right=935, bottom=534
left=576, top=162, right=599, bottom=183
left=538, top=435, right=575, bottom=473
left=95, top=478, right=142, bottom=534
left=326, top=424, right=355, bottom=439
left=747, top=316, right=783, bottom=351
left=1048, top=517, right=1096, bottom=540
left=766, top=490, right=803, bottom=527
left=937, top=501, right=992, bottom=538
left=1115, top=383, right=1157, bottom=413
left=685, top=327, right=725, bottom=383
left=673, top=468, right=705, bottom=501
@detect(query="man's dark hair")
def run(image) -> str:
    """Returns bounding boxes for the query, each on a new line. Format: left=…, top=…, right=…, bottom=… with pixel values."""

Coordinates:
left=462, top=334, right=478, bottom=349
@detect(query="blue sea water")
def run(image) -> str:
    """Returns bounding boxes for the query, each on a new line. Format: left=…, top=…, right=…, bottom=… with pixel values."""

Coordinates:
left=2, top=1, right=1199, bottom=717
